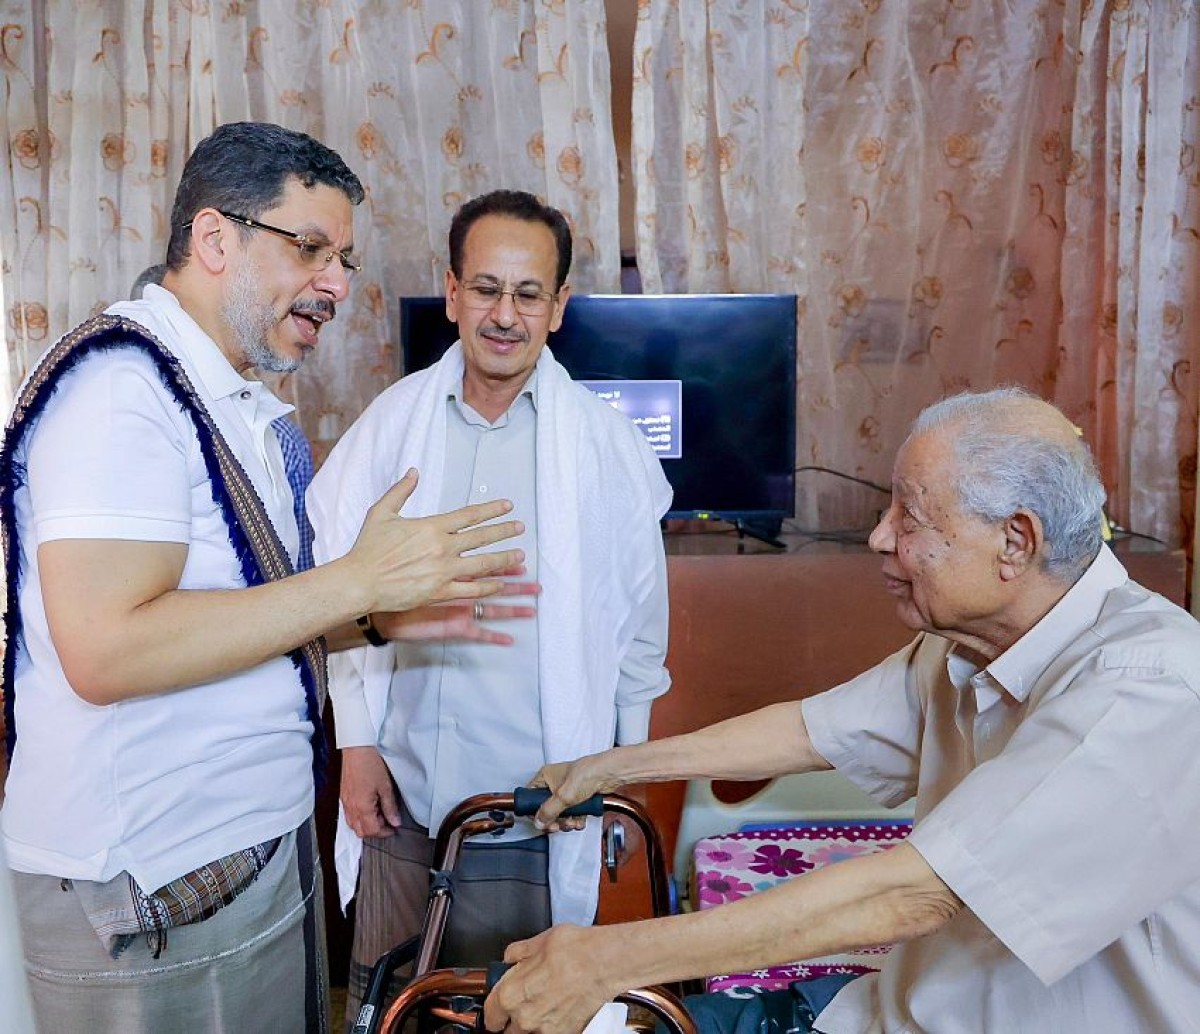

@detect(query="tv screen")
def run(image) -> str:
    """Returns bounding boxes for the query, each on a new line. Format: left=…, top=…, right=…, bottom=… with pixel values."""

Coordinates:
left=399, top=294, right=797, bottom=528
left=578, top=379, right=683, bottom=460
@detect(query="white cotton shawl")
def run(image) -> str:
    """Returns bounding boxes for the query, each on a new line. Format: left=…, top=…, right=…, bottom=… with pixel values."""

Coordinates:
left=308, top=343, right=672, bottom=926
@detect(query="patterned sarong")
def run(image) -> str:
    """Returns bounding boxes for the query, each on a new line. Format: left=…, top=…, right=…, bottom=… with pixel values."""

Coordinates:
left=77, top=837, right=281, bottom=959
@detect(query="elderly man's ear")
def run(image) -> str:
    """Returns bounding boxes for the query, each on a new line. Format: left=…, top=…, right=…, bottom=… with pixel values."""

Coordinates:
left=998, top=508, right=1042, bottom=581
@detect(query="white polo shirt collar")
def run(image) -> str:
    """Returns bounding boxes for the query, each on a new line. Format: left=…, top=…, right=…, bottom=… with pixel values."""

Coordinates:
left=139, top=284, right=293, bottom=425
left=119, top=285, right=295, bottom=522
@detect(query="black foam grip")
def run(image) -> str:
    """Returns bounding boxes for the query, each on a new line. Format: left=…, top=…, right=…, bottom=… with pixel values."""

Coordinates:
left=486, top=960, right=513, bottom=991
left=512, top=786, right=605, bottom=818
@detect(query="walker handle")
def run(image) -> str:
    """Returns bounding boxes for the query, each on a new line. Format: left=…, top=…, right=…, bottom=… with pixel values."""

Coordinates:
left=512, top=786, right=605, bottom=818
left=486, top=961, right=513, bottom=992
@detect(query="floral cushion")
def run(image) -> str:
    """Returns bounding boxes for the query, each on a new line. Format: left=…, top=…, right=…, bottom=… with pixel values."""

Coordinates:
left=693, top=821, right=912, bottom=992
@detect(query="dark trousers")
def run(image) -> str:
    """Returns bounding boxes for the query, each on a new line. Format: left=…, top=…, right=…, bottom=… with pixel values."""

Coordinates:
left=681, top=975, right=861, bottom=1034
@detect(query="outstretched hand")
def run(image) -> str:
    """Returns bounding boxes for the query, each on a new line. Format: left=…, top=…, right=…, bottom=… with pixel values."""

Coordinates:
left=347, top=470, right=526, bottom=614
left=374, top=579, right=539, bottom=645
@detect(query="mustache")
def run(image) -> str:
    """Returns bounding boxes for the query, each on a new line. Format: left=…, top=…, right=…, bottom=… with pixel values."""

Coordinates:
left=291, top=298, right=336, bottom=321
left=480, top=323, right=528, bottom=343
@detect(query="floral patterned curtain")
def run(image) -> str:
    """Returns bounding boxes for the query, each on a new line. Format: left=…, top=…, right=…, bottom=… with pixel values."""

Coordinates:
left=632, top=0, right=1200, bottom=556
left=0, top=0, right=619, bottom=447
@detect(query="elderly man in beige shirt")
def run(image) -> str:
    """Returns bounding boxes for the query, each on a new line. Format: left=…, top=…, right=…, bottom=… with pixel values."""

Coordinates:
left=484, top=387, right=1200, bottom=1034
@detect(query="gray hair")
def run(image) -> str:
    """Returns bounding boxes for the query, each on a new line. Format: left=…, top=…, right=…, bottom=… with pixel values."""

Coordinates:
left=165, top=122, right=364, bottom=271
left=911, top=387, right=1107, bottom=581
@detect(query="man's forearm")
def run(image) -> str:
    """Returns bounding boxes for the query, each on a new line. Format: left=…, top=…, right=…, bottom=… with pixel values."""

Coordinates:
left=46, top=550, right=380, bottom=704
left=325, top=615, right=376, bottom=653
left=595, top=701, right=832, bottom=789
left=599, top=843, right=959, bottom=993
left=535, top=702, right=834, bottom=824
left=40, top=482, right=524, bottom=705
left=490, top=842, right=961, bottom=1034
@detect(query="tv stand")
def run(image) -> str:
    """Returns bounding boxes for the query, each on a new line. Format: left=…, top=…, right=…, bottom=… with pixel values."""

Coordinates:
left=730, top=518, right=786, bottom=550
left=681, top=513, right=787, bottom=550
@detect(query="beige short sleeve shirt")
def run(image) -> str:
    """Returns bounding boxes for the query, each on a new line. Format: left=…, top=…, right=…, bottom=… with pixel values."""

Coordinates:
left=803, top=547, right=1200, bottom=1033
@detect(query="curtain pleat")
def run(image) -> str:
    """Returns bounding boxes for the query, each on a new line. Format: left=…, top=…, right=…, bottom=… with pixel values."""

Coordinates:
left=0, top=0, right=619, bottom=447
left=632, top=0, right=1200, bottom=554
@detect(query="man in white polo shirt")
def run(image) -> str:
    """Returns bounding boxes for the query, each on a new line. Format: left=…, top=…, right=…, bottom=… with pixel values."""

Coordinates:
left=0, top=122, right=529, bottom=1033
left=485, top=388, right=1200, bottom=1034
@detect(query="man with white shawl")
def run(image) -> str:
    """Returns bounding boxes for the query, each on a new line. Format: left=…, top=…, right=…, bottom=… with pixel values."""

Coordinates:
left=308, top=190, right=672, bottom=1019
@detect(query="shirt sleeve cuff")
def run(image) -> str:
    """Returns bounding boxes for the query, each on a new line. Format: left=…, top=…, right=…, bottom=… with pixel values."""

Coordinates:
left=327, top=652, right=377, bottom=747
left=907, top=812, right=1065, bottom=986
left=615, top=702, right=652, bottom=745
left=36, top=511, right=191, bottom=544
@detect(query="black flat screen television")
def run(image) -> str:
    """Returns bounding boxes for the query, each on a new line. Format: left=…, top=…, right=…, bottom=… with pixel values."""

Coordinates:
left=399, top=293, right=797, bottom=533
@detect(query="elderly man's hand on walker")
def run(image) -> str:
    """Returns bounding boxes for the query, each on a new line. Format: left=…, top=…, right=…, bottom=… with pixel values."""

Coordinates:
left=484, top=924, right=622, bottom=1034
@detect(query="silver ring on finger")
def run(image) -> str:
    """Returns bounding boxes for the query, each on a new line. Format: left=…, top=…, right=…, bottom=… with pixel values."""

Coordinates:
left=474, top=601, right=485, bottom=622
